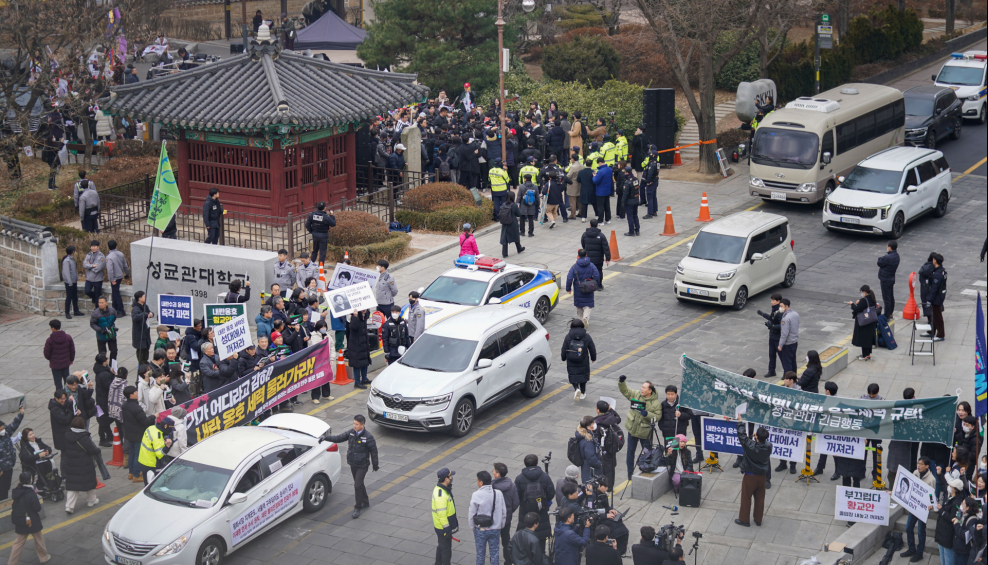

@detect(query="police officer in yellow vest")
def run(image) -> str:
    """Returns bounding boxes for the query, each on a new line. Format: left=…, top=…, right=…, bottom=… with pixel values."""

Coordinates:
left=138, top=418, right=174, bottom=484
left=585, top=143, right=602, bottom=174
left=519, top=156, right=541, bottom=189
left=601, top=135, right=617, bottom=168
left=432, top=467, right=458, bottom=565
left=489, top=158, right=510, bottom=222
left=615, top=130, right=629, bottom=162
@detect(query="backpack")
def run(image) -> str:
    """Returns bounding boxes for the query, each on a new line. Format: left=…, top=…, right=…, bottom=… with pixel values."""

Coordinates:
left=566, top=336, right=586, bottom=360
left=521, top=479, right=548, bottom=514
left=602, top=423, right=625, bottom=454
left=580, top=121, right=589, bottom=141
left=438, top=156, right=451, bottom=180
left=524, top=188, right=536, bottom=205
left=499, top=204, right=514, bottom=225
left=637, top=444, right=665, bottom=473
left=567, top=435, right=585, bottom=467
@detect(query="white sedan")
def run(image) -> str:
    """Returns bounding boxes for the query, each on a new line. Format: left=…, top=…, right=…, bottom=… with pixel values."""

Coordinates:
left=102, top=414, right=341, bottom=565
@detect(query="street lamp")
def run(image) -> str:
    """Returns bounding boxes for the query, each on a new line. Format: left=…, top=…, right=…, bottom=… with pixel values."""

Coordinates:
left=498, top=0, right=537, bottom=164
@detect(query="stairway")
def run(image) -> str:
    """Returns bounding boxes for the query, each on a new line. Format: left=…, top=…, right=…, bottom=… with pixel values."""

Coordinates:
left=677, top=101, right=736, bottom=161
left=892, top=509, right=939, bottom=555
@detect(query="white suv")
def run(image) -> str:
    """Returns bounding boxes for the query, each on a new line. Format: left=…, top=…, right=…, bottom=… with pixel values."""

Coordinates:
left=822, top=147, right=951, bottom=239
left=674, top=211, right=797, bottom=311
left=367, top=305, right=551, bottom=437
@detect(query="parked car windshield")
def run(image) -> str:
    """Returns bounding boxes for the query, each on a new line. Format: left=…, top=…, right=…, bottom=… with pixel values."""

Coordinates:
left=421, top=276, right=489, bottom=306
left=399, top=334, right=478, bottom=372
left=751, top=128, right=820, bottom=169
left=146, top=460, right=232, bottom=508
left=904, top=97, right=934, bottom=116
left=688, top=231, right=746, bottom=264
left=936, top=66, right=983, bottom=86
left=841, top=166, right=904, bottom=195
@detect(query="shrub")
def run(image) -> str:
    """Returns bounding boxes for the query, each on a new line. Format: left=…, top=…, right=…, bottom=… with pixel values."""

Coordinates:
left=844, top=5, right=924, bottom=65
left=542, top=36, right=621, bottom=88
left=560, top=27, right=609, bottom=43
left=715, top=32, right=762, bottom=91
left=12, top=192, right=55, bottom=216
left=716, top=128, right=749, bottom=150
left=555, top=5, right=607, bottom=31
left=402, top=183, right=476, bottom=212
left=396, top=199, right=495, bottom=233
left=13, top=191, right=78, bottom=226
left=769, top=40, right=855, bottom=101
left=523, top=46, right=544, bottom=63
left=324, top=210, right=390, bottom=247
left=112, top=140, right=178, bottom=159
left=326, top=233, right=411, bottom=266
left=607, top=33, right=686, bottom=88
left=89, top=156, right=159, bottom=189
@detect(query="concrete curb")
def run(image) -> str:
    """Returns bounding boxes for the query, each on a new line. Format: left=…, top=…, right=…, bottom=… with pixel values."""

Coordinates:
left=815, top=504, right=905, bottom=564
left=389, top=223, right=501, bottom=274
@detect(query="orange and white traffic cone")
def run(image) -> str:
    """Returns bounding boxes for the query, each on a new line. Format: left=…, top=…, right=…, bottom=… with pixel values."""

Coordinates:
left=331, top=349, right=353, bottom=385
left=318, top=262, right=327, bottom=291
left=108, top=425, right=124, bottom=467
left=608, top=230, right=622, bottom=262
left=696, top=192, right=712, bottom=222
left=673, top=149, right=683, bottom=166
left=343, top=251, right=350, bottom=263
left=661, top=207, right=679, bottom=236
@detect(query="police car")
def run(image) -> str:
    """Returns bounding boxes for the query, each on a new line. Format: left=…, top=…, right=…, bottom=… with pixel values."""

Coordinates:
left=933, top=51, right=987, bottom=124
left=404, top=256, right=560, bottom=328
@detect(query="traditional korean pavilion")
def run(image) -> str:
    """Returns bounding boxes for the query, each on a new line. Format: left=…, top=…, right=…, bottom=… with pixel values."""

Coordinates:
left=102, top=26, right=427, bottom=216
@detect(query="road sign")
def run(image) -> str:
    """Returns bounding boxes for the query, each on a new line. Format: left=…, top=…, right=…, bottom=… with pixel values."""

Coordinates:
left=818, top=25, right=833, bottom=34
left=820, top=35, right=833, bottom=50
left=822, top=14, right=830, bottom=22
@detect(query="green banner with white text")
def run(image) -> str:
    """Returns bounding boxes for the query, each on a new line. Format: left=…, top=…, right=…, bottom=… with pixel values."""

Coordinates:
left=679, top=356, right=956, bottom=445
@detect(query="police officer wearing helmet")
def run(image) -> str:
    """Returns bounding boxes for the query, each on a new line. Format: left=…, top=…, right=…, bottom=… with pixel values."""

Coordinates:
left=641, top=146, right=659, bottom=219
left=432, top=467, right=458, bottom=565
left=305, top=202, right=336, bottom=264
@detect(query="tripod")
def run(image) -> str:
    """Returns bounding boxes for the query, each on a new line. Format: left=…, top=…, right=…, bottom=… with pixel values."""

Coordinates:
left=688, top=532, right=702, bottom=565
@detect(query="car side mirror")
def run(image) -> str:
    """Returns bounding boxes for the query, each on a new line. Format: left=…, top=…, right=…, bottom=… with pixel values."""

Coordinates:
left=905, top=185, right=918, bottom=193
left=476, top=358, right=493, bottom=370
left=488, top=297, right=502, bottom=305
left=145, top=471, right=155, bottom=483
left=416, top=286, right=425, bottom=294
left=750, top=253, right=764, bottom=264
left=686, top=241, right=693, bottom=250
left=397, top=346, right=406, bottom=355
left=822, top=151, right=832, bottom=165
left=837, top=176, right=845, bottom=184
left=931, top=74, right=936, bottom=81
left=228, top=492, right=248, bottom=505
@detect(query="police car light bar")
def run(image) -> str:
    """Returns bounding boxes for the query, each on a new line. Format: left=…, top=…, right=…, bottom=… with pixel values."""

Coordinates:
left=974, top=55, right=988, bottom=61
left=454, top=255, right=505, bottom=272
left=950, top=53, right=964, bottom=59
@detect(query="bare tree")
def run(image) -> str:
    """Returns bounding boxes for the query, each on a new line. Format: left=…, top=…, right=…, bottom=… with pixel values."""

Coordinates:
left=634, top=0, right=767, bottom=174
left=755, top=0, right=806, bottom=79
left=586, top=0, right=625, bottom=35
left=945, top=0, right=956, bottom=35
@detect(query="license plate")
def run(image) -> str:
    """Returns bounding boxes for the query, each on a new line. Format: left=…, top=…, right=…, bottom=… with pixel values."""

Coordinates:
left=115, top=557, right=141, bottom=565
left=383, top=412, right=409, bottom=422
left=771, top=192, right=787, bottom=201
left=842, top=217, right=860, bottom=224
left=686, top=288, right=709, bottom=297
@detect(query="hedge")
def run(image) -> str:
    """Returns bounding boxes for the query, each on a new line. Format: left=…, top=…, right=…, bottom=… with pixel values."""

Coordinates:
left=542, top=36, right=621, bottom=88
left=402, top=183, right=476, bottom=212
left=325, top=210, right=390, bottom=247
left=396, top=199, right=495, bottom=233
left=769, top=40, right=855, bottom=102
left=326, top=233, right=411, bottom=266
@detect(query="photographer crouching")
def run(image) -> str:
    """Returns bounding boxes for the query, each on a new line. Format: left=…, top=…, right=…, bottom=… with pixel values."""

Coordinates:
left=631, top=525, right=685, bottom=564
left=581, top=477, right=630, bottom=556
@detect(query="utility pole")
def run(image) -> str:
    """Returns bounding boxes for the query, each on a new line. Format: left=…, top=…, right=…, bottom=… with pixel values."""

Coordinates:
left=815, top=14, right=833, bottom=94
left=497, top=0, right=507, bottom=163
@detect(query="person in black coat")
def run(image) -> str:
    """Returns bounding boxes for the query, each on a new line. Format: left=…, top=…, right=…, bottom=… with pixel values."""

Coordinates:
left=757, top=295, right=784, bottom=378
left=326, top=415, right=379, bottom=519
left=876, top=241, right=899, bottom=319
left=934, top=479, right=966, bottom=555
left=561, top=320, right=597, bottom=399
left=121, top=386, right=155, bottom=481
left=131, top=291, right=154, bottom=366
left=585, top=526, right=622, bottom=565
left=168, top=365, right=193, bottom=405
left=18, top=430, right=53, bottom=481
left=346, top=310, right=372, bottom=389
left=848, top=285, right=878, bottom=361
left=514, top=454, right=556, bottom=554
left=577, top=166, right=596, bottom=220
left=834, top=452, right=867, bottom=489
left=62, top=416, right=101, bottom=513
left=457, top=138, right=480, bottom=189
left=202, top=188, right=223, bottom=245
left=48, top=391, right=76, bottom=452
left=797, top=350, right=822, bottom=394
left=499, top=192, right=525, bottom=259
left=580, top=220, right=611, bottom=289
left=93, top=357, right=115, bottom=446
left=9, top=473, right=51, bottom=563
left=923, top=253, right=947, bottom=340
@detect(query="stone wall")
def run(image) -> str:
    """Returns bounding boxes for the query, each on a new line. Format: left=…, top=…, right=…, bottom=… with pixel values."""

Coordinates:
left=0, top=224, right=59, bottom=316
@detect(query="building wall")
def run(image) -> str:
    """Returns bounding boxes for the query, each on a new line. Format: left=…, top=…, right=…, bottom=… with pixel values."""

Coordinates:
left=0, top=230, right=58, bottom=316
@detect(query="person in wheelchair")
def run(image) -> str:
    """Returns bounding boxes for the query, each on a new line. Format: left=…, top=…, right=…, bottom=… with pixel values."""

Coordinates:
left=19, top=429, right=62, bottom=498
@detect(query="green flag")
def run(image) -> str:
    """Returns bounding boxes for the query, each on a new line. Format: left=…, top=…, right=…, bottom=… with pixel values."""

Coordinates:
left=147, top=142, right=181, bottom=230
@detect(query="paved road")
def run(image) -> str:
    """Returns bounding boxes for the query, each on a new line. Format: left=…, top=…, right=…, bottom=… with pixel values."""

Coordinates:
left=889, top=39, right=988, bottom=177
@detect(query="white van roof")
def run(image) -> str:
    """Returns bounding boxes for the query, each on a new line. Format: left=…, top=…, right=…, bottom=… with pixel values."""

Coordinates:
left=701, top=211, right=788, bottom=238
left=764, top=83, right=902, bottom=130
left=855, top=147, right=940, bottom=172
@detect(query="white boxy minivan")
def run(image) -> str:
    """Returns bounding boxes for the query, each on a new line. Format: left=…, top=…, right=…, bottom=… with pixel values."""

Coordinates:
left=674, top=212, right=797, bottom=310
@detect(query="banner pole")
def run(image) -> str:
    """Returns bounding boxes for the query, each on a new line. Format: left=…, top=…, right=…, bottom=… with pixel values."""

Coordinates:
left=873, top=444, right=887, bottom=490
left=797, top=435, right=819, bottom=485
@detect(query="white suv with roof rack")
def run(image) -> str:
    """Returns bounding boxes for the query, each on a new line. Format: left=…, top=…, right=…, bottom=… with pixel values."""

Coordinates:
left=933, top=51, right=987, bottom=124
left=822, top=146, right=951, bottom=239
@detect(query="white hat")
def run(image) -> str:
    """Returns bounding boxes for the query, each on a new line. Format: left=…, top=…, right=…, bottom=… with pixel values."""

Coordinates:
left=395, top=143, right=406, bottom=151
left=565, top=465, right=580, bottom=479
left=947, top=477, right=965, bottom=492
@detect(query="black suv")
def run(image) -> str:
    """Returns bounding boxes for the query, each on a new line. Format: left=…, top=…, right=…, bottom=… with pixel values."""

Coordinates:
left=902, top=85, right=963, bottom=150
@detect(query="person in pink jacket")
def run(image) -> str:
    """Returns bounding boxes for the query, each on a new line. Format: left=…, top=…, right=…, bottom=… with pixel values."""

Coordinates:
left=459, top=224, right=479, bottom=257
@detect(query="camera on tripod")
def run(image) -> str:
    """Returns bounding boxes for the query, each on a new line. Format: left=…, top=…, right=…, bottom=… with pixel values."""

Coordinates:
left=654, top=522, right=686, bottom=552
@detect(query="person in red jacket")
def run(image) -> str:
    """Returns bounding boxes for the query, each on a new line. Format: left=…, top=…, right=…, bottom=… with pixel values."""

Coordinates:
left=43, top=319, right=75, bottom=390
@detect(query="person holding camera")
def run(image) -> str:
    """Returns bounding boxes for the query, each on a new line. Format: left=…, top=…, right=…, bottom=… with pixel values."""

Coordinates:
left=632, top=525, right=683, bottom=564
left=585, top=525, right=622, bottom=565
left=756, top=293, right=784, bottom=378
left=554, top=506, right=593, bottom=565
left=583, top=477, right=630, bottom=555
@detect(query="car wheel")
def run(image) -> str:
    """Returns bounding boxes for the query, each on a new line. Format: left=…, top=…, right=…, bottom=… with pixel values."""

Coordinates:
left=522, top=360, right=546, bottom=398
left=449, top=398, right=474, bottom=437
left=781, top=264, right=796, bottom=288
left=925, top=131, right=936, bottom=150
left=932, top=190, right=949, bottom=218
left=732, top=286, right=748, bottom=311
left=195, top=537, right=225, bottom=565
left=885, top=212, right=905, bottom=239
left=979, top=104, right=987, bottom=125
left=533, top=297, right=550, bottom=324
left=823, top=181, right=835, bottom=200
left=303, top=475, right=329, bottom=513
left=951, top=119, right=961, bottom=140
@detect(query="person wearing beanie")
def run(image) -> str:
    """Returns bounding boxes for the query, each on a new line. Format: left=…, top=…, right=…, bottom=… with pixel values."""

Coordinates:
left=556, top=465, right=582, bottom=509
left=9, top=472, right=51, bottom=563
left=459, top=224, right=479, bottom=257
left=666, top=434, right=694, bottom=494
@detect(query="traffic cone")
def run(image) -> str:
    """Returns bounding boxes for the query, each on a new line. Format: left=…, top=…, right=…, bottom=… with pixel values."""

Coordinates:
left=696, top=192, right=712, bottom=222
left=107, top=425, right=124, bottom=467
left=673, top=149, right=683, bottom=166
left=331, top=349, right=353, bottom=385
left=661, top=207, right=679, bottom=236
left=97, top=480, right=106, bottom=489
left=318, top=262, right=327, bottom=291
left=343, top=251, right=350, bottom=262
left=901, top=272, right=921, bottom=320
left=608, top=230, right=622, bottom=262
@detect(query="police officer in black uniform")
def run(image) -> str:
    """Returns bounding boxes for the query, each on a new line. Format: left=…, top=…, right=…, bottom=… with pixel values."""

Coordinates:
left=202, top=187, right=223, bottom=244
left=305, top=201, right=336, bottom=264
left=326, top=414, right=379, bottom=519
left=641, top=147, right=659, bottom=219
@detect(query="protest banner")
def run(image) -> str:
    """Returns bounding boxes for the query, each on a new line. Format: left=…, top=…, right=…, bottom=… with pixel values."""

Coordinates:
left=835, top=486, right=889, bottom=526
left=205, top=303, right=247, bottom=327
left=326, top=282, right=377, bottom=318
left=680, top=356, right=956, bottom=444
left=700, top=417, right=744, bottom=456
left=756, top=425, right=807, bottom=463
left=328, top=263, right=378, bottom=291
left=976, top=293, right=986, bottom=417
left=891, top=465, right=935, bottom=523
left=158, top=294, right=194, bottom=326
left=813, top=434, right=866, bottom=459
left=215, top=315, right=252, bottom=359
left=161, top=341, right=332, bottom=444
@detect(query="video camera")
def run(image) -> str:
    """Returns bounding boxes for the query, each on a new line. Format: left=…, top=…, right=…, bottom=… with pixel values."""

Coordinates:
left=654, top=522, right=686, bottom=552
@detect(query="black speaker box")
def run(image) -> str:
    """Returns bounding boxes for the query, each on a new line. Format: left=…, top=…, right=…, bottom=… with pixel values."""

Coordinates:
left=644, top=88, right=676, bottom=128
left=643, top=126, right=676, bottom=165
left=679, top=473, right=702, bottom=507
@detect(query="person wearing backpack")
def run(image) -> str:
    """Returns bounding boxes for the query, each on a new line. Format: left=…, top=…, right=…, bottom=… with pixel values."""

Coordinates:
left=618, top=376, right=665, bottom=481
left=574, top=416, right=603, bottom=482
left=565, top=249, right=600, bottom=329
left=499, top=191, right=525, bottom=259
left=513, top=454, right=555, bottom=555
left=561, top=318, right=597, bottom=400
left=435, top=147, right=453, bottom=182
left=470, top=470, right=507, bottom=565
left=517, top=174, right=539, bottom=237
left=594, top=400, right=624, bottom=489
